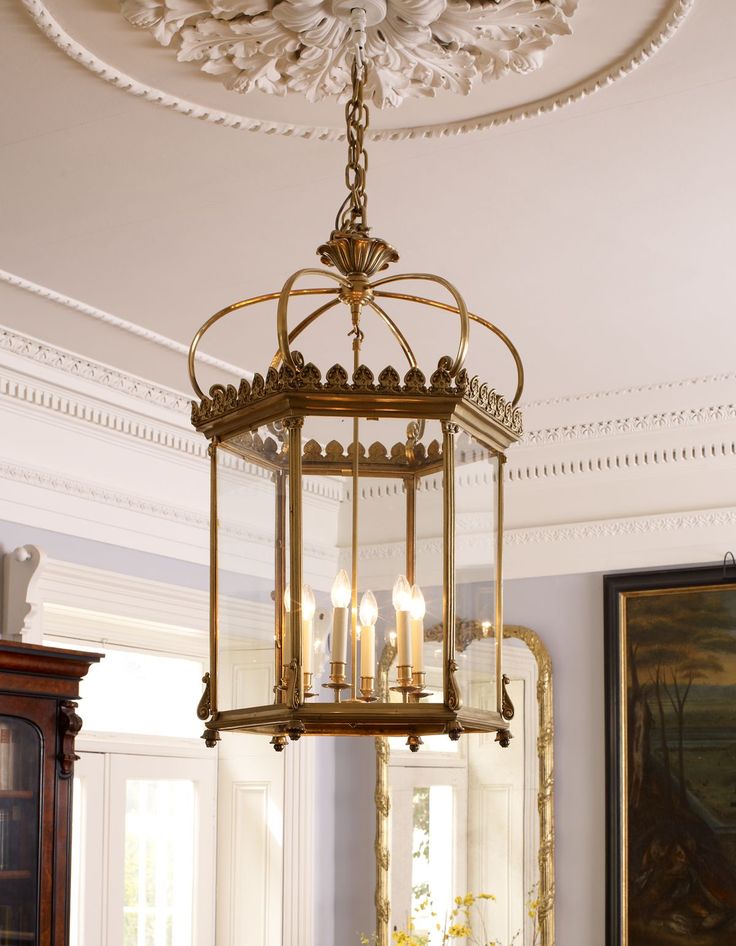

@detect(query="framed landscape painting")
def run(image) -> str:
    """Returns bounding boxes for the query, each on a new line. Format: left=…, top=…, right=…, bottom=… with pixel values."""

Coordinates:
left=605, top=565, right=736, bottom=946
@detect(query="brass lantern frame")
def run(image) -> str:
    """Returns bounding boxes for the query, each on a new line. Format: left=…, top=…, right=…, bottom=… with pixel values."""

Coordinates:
left=190, top=60, right=524, bottom=751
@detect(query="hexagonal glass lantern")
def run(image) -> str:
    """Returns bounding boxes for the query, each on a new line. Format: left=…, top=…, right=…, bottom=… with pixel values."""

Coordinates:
left=190, top=224, right=523, bottom=752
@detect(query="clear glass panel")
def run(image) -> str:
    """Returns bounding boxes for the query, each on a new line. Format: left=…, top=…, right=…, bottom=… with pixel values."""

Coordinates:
left=413, top=420, right=445, bottom=611
left=300, top=414, right=446, bottom=703
left=0, top=717, right=41, bottom=944
left=123, top=780, right=196, bottom=946
left=218, top=425, right=282, bottom=711
left=455, top=434, right=499, bottom=715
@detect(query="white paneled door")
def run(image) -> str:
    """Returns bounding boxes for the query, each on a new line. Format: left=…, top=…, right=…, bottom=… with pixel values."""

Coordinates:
left=72, top=750, right=217, bottom=946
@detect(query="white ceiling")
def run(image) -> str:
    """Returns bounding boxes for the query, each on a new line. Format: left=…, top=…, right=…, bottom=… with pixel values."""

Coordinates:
left=1, top=0, right=735, bottom=407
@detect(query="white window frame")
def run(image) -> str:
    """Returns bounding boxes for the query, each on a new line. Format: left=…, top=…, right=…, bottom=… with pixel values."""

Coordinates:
left=73, top=744, right=216, bottom=946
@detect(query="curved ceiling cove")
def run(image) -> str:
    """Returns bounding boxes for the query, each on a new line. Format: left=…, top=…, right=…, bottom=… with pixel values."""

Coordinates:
left=24, top=0, right=695, bottom=139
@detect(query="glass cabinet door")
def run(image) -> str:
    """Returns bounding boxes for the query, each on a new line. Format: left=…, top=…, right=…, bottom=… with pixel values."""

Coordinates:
left=0, top=716, right=41, bottom=946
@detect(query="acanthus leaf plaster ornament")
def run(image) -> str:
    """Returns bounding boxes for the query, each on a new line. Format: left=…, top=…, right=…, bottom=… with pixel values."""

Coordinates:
left=121, top=0, right=578, bottom=107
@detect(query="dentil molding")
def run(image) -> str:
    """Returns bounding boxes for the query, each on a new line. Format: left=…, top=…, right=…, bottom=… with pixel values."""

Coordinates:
left=21, top=0, right=695, bottom=140
left=357, top=507, right=736, bottom=562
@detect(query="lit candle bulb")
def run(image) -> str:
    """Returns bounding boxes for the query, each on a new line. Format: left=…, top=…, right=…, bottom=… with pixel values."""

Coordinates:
left=392, top=574, right=412, bottom=670
left=359, top=590, right=378, bottom=680
left=302, top=585, right=316, bottom=675
left=330, top=569, right=351, bottom=664
left=410, top=585, right=425, bottom=674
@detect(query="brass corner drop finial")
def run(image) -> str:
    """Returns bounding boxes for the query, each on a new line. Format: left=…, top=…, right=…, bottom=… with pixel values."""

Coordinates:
left=317, top=57, right=398, bottom=281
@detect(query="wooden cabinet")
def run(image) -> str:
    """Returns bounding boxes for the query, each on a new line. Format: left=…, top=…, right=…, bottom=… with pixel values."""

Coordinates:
left=0, top=641, right=101, bottom=946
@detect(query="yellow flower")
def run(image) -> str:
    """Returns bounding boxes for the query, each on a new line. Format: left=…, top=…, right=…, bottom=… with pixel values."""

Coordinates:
left=446, top=923, right=472, bottom=938
left=463, top=894, right=475, bottom=906
left=454, top=896, right=463, bottom=905
left=478, top=893, right=496, bottom=901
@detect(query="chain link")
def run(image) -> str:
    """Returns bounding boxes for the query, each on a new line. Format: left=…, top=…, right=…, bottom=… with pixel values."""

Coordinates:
left=335, top=59, right=370, bottom=233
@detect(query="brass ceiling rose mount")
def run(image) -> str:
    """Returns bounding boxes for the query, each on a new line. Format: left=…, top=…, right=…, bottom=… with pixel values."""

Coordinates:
left=189, top=33, right=524, bottom=751
left=318, top=230, right=399, bottom=281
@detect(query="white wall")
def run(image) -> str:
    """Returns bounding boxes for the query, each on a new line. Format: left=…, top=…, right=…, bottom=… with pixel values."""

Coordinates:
left=505, top=572, right=605, bottom=946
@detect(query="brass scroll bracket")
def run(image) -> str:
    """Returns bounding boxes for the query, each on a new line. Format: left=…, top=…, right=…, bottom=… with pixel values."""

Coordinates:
left=501, top=673, right=515, bottom=721
left=197, top=671, right=212, bottom=721
left=446, top=658, right=463, bottom=712
left=285, top=658, right=302, bottom=710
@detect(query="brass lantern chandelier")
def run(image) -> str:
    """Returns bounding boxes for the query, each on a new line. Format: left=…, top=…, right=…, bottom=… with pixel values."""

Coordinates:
left=190, top=19, right=524, bottom=753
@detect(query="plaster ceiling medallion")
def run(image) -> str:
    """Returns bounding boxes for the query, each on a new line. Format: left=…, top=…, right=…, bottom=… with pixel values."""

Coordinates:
left=23, top=0, right=695, bottom=138
left=118, top=0, right=578, bottom=108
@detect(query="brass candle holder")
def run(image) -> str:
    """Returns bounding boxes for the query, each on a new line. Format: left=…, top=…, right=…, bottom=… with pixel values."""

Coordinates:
left=323, top=661, right=350, bottom=702
left=410, top=670, right=431, bottom=701
left=390, top=664, right=417, bottom=701
left=303, top=671, right=317, bottom=699
left=359, top=675, right=378, bottom=702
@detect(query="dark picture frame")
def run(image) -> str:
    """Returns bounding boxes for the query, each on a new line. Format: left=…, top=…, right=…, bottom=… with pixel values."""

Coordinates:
left=604, top=564, right=736, bottom=946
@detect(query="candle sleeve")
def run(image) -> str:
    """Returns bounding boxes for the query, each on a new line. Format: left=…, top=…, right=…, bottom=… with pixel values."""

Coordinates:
left=331, top=607, right=349, bottom=664
left=302, top=618, right=313, bottom=674
left=396, top=610, right=411, bottom=667
left=360, top=624, right=375, bottom=678
left=410, top=618, right=424, bottom=673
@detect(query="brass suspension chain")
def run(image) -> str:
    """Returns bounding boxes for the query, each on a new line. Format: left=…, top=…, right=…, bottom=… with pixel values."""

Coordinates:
left=335, top=58, right=370, bottom=234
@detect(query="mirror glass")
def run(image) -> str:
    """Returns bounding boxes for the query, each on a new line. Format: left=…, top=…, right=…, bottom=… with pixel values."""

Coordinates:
left=376, top=623, right=554, bottom=946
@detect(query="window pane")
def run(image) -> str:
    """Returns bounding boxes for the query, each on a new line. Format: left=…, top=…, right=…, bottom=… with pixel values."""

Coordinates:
left=411, top=785, right=454, bottom=944
left=123, top=780, right=196, bottom=946
left=47, top=642, right=204, bottom=738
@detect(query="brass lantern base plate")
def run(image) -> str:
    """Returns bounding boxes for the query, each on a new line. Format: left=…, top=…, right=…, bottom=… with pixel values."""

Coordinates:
left=204, top=703, right=506, bottom=739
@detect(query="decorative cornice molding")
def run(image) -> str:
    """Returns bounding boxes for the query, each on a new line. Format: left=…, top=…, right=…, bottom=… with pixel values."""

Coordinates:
left=21, top=0, right=695, bottom=141
left=351, top=429, right=736, bottom=499
left=522, top=370, right=736, bottom=411
left=0, top=366, right=346, bottom=500
left=4, top=329, right=734, bottom=494
left=357, top=507, right=736, bottom=561
left=505, top=508, right=736, bottom=548
left=520, top=404, right=736, bottom=448
left=0, top=327, right=190, bottom=412
left=0, top=268, right=245, bottom=380
left=0, top=459, right=337, bottom=559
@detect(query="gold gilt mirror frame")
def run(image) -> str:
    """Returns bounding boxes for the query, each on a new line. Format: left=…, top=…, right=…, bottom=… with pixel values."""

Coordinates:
left=373, top=622, right=555, bottom=946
